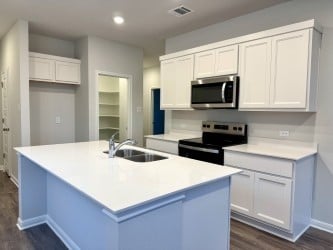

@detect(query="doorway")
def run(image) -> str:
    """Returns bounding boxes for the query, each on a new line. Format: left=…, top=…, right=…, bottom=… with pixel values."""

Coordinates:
left=97, top=73, right=131, bottom=142
left=1, top=71, right=10, bottom=176
left=151, top=89, right=165, bottom=135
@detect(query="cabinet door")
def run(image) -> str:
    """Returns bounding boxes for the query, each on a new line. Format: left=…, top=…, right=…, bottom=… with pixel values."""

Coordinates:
left=160, top=59, right=177, bottom=109
left=270, top=30, right=310, bottom=108
left=55, top=61, right=80, bottom=84
left=239, top=38, right=271, bottom=108
left=146, top=138, right=178, bottom=154
left=29, top=57, right=55, bottom=82
left=194, top=50, right=215, bottom=79
left=175, top=55, right=194, bottom=109
left=253, top=173, right=292, bottom=230
left=215, top=45, right=238, bottom=76
left=230, top=170, right=254, bottom=216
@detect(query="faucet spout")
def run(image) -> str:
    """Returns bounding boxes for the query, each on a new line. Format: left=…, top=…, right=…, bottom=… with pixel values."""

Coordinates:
left=109, top=138, right=136, bottom=158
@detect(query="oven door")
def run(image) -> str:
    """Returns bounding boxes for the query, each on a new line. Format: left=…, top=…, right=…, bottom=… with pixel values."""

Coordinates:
left=191, top=75, right=238, bottom=109
left=178, top=144, right=223, bottom=165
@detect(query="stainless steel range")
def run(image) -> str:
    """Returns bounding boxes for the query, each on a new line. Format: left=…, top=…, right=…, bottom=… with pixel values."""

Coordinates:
left=178, top=121, right=247, bottom=165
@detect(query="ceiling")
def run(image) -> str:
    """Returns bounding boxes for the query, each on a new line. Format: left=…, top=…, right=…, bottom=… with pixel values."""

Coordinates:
left=0, top=0, right=288, bottom=68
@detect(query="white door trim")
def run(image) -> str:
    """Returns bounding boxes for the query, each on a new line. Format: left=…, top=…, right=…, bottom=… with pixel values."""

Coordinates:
left=94, top=70, right=133, bottom=141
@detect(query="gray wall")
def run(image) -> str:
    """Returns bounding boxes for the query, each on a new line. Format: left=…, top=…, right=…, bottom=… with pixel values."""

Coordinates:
left=30, top=82, right=75, bottom=145
left=29, top=33, right=75, bottom=57
left=0, top=20, right=30, bottom=181
left=74, top=37, right=90, bottom=142
left=87, top=36, right=144, bottom=145
left=164, top=0, right=333, bottom=225
left=29, top=34, right=76, bottom=146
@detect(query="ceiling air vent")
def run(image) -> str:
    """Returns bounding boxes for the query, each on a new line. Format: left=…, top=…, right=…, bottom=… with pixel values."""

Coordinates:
left=168, top=5, right=193, bottom=17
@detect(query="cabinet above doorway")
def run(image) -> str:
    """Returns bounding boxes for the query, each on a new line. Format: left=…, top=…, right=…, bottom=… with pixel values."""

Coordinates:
left=29, top=52, right=81, bottom=85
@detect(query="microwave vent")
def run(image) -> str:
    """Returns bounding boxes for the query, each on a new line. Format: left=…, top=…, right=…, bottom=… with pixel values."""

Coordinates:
left=168, top=5, right=193, bottom=17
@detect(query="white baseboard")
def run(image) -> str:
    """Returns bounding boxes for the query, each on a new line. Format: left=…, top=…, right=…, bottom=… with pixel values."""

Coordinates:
left=17, top=215, right=80, bottom=250
left=10, top=175, right=19, bottom=188
left=46, top=215, right=80, bottom=250
left=17, top=215, right=47, bottom=230
left=311, top=219, right=333, bottom=234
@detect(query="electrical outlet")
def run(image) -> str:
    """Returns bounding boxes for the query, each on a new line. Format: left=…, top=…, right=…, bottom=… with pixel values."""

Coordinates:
left=55, top=116, right=61, bottom=124
left=279, top=130, right=289, bottom=137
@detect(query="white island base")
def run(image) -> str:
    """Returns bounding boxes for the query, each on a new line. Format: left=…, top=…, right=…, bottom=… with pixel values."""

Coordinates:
left=17, top=154, right=232, bottom=250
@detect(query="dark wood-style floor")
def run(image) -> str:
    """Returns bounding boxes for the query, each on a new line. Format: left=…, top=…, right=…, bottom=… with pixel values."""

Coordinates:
left=1, top=171, right=332, bottom=250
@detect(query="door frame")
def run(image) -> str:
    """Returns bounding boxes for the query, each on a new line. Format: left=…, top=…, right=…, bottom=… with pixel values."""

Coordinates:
left=94, top=70, right=133, bottom=140
left=1, top=69, right=11, bottom=176
left=150, top=87, right=163, bottom=135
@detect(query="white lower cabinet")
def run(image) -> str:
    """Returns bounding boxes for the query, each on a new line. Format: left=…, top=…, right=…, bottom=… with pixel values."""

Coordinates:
left=145, top=138, right=178, bottom=155
left=225, top=150, right=315, bottom=241
left=230, top=170, right=254, bottom=216
left=253, top=173, right=292, bottom=230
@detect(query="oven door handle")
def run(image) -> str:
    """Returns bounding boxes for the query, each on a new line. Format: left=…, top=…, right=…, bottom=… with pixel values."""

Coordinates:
left=179, top=144, right=219, bottom=154
left=221, top=82, right=226, bottom=103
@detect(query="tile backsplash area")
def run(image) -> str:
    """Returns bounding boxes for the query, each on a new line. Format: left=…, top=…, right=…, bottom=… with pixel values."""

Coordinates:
left=171, top=110, right=316, bottom=142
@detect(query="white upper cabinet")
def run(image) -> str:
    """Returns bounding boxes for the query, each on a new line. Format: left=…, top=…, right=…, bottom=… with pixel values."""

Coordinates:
left=29, top=52, right=81, bottom=85
left=239, top=38, right=271, bottom=108
left=270, top=30, right=310, bottom=108
left=239, top=29, right=320, bottom=111
left=215, top=45, right=239, bottom=76
left=29, top=57, right=55, bottom=82
left=194, top=50, right=215, bottom=78
left=160, top=55, right=194, bottom=109
left=194, top=45, right=238, bottom=79
left=160, top=20, right=321, bottom=112
left=55, top=61, right=81, bottom=84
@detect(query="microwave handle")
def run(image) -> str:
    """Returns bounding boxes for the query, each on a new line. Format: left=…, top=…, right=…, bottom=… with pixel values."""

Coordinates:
left=221, top=82, right=226, bottom=103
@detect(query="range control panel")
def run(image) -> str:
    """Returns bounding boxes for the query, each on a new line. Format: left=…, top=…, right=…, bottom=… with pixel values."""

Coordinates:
left=202, top=121, right=247, bottom=136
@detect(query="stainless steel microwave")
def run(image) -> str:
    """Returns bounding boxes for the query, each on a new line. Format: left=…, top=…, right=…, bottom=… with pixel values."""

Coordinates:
left=191, top=75, right=239, bottom=109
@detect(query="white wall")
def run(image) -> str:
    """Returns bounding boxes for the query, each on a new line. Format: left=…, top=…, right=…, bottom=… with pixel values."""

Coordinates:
left=143, top=66, right=160, bottom=136
left=29, top=34, right=76, bottom=146
left=164, top=0, right=333, bottom=225
left=0, top=20, right=30, bottom=182
left=87, top=36, right=144, bottom=145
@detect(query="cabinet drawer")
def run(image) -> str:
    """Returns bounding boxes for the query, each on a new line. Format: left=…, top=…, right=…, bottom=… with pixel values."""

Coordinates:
left=146, top=138, right=178, bottom=155
left=224, top=151, right=293, bottom=178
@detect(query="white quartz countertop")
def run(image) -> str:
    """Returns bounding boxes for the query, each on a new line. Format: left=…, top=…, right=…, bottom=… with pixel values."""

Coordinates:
left=15, top=141, right=240, bottom=214
left=144, top=131, right=200, bottom=142
left=223, top=139, right=317, bottom=161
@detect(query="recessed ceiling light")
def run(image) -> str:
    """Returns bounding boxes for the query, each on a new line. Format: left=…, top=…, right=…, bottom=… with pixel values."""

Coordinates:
left=113, top=16, right=124, bottom=25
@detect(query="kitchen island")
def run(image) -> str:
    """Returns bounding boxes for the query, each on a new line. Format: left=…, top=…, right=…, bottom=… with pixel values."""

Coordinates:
left=15, top=141, right=240, bottom=250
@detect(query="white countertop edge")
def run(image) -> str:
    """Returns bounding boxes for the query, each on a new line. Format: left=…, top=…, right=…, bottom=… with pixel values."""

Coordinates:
left=144, top=130, right=200, bottom=142
left=15, top=142, right=241, bottom=214
left=112, top=167, right=241, bottom=214
left=223, top=137, right=317, bottom=161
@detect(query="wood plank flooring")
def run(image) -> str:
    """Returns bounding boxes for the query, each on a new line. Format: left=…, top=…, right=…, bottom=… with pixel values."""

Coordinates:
left=0, top=171, right=67, bottom=250
left=1, top=171, right=332, bottom=249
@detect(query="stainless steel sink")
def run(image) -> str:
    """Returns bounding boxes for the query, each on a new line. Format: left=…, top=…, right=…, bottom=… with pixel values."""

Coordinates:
left=103, top=149, right=168, bottom=162
left=103, top=149, right=144, bottom=157
left=116, top=149, right=146, bottom=158
left=125, top=154, right=168, bottom=162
